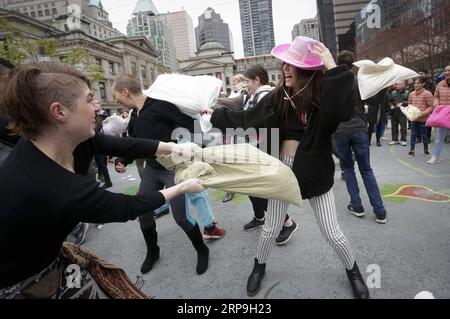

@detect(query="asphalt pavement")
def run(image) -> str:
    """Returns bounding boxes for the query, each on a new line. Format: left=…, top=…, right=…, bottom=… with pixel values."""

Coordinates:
left=84, top=128, right=450, bottom=299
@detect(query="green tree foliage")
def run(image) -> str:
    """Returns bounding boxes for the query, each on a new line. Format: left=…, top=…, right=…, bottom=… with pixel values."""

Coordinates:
left=0, top=17, right=59, bottom=65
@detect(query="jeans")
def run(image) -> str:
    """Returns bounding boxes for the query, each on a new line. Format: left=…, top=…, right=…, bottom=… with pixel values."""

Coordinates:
left=176, top=137, right=216, bottom=228
left=334, top=131, right=386, bottom=215
left=410, top=122, right=429, bottom=152
left=432, top=127, right=449, bottom=159
left=187, top=191, right=215, bottom=227
left=138, top=166, right=196, bottom=231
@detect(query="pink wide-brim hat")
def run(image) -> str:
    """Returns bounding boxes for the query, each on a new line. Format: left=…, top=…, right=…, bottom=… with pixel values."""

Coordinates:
left=271, top=36, right=324, bottom=70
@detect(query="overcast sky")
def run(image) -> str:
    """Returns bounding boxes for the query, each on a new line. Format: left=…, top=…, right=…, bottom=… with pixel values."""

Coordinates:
left=102, top=0, right=318, bottom=58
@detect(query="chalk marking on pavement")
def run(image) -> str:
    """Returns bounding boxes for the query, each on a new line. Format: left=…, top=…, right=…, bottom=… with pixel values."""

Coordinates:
left=264, top=280, right=282, bottom=299
left=384, top=184, right=450, bottom=203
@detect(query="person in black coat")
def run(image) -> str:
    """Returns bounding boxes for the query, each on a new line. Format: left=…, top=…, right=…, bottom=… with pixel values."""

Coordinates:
left=365, top=88, right=389, bottom=146
left=0, top=62, right=202, bottom=298
left=202, top=38, right=369, bottom=298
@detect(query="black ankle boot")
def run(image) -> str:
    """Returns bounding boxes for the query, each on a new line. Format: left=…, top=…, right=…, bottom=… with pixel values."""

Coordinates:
left=346, top=262, right=370, bottom=299
left=140, top=226, right=159, bottom=274
left=247, top=258, right=266, bottom=297
left=186, top=224, right=209, bottom=275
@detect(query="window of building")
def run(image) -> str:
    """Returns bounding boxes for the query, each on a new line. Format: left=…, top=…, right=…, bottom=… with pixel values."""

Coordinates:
left=52, top=3, right=55, bottom=7
left=99, top=82, right=107, bottom=100
left=45, top=9, right=50, bottom=15
left=52, top=8, right=57, bottom=15
left=37, top=4, right=41, bottom=9
left=109, top=62, right=115, bottom=74
left=142, top=68, right=147, bottom=80
left=23, top=7, right=27, bottom=11
left=59, top=56, right=67, bottom=63
left=226, top=77, right=230, bottom=85
left=131, top=62, right=137, bottom=75
left=31, top=11, right=36, bottom=17
left=278, top=74, right=281, bottom=80
left=96, top=58, right=102, bottom=66
left=272, top=74, right=276, bottom=82
left=44, top=3, right=48, bottom=8
left=38, top=10, right=43, bottom=17
left=24, top=12, right=29, bottom=16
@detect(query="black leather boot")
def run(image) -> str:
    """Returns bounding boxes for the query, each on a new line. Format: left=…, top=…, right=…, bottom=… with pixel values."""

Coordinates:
left=186, top=224, right=209, bottom=275
left=140, top=226, right=160, bottom=274
left=247, top=258, right=266, bottom=297
left=346, top=262, right=370, bottom=299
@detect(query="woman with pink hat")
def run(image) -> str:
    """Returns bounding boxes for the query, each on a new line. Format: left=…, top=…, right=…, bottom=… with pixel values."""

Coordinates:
left=203, top=36, right=369, bottom=298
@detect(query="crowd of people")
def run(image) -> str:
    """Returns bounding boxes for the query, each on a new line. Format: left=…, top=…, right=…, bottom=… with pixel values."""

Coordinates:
left=364, top=65, right=450, bottom=165
left=0, top=34, right=448, bottom=299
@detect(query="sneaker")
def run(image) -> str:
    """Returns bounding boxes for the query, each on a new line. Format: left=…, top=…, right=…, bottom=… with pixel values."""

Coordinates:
left=401, top=141, right=408, bottom=146
left=275, top=221, right=298, bottom=245
left=424, top=151, right=432, bottom=159
left=65, top=223, right=89, bottom=245
left=222, top=192, right=235, bottom=203
left=427, top=156, right=441, bottom=165
left=389, top=141, right=400, bottom=145
left=243, top=217, right=265, bottom=231
left=376, top=141, right=382, bottom=147
left=408, top=151, right=415, bottom=158
left=375, top=212, right=387, bottom=224
left=347, top=204, right=366, bottom=217
left=203, top=222, right=225, bottom=240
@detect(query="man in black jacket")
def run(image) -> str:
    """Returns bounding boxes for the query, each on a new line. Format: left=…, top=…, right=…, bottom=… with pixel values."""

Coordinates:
left=333, top=51, right=387, bottom=224
left=112, top=75, right=225, bottom=276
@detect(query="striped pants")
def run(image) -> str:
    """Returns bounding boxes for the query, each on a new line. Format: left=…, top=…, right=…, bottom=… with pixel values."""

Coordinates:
left=256, top=154, right=355, bottom=270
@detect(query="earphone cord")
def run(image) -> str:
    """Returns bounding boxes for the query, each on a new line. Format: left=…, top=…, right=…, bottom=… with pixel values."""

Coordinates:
left=283, top=71, right=317, bottom=108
